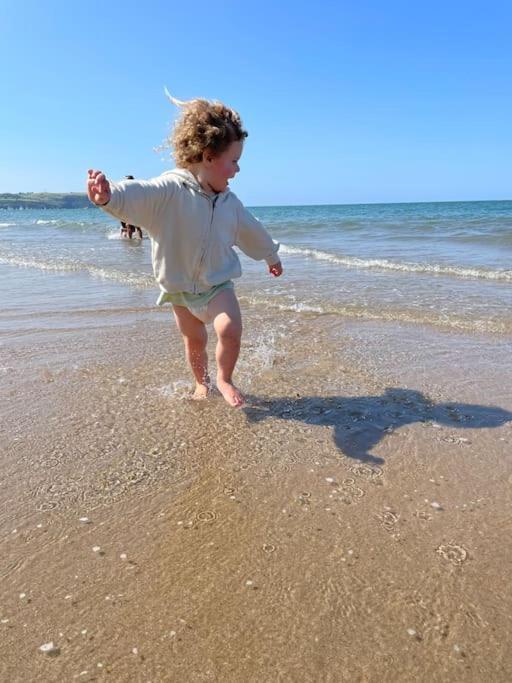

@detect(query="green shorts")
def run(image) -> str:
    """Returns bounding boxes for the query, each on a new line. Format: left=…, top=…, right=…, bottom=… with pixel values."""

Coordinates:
left=157, top=280, right=234, bottom=323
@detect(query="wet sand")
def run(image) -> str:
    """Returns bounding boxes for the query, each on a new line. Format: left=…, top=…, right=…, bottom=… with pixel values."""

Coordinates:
left=1, top=307, right=512, bottom=681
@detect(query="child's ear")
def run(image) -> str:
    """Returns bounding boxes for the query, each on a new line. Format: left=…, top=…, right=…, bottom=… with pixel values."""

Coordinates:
left=203, top=149, right=214, bottom=164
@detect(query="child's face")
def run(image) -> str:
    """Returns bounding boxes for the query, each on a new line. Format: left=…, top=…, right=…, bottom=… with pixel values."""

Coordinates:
left=204, top=140, right=243, bottom=192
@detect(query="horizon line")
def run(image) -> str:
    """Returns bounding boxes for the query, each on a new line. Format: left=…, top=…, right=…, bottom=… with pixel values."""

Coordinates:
left=0, top=192, right=510, bottom=210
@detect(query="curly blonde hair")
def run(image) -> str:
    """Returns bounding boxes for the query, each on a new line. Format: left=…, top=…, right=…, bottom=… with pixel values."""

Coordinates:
left=169, top=98, right=248, bottom=168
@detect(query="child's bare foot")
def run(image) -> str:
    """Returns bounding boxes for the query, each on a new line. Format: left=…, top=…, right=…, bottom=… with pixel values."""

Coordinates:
left=192, top=382, right=210, bottom=400
left=216, top=378, right=245, bottom=407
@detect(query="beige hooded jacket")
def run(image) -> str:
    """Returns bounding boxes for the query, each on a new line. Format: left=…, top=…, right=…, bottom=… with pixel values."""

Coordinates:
left=101, top=169, right=280, bottom=294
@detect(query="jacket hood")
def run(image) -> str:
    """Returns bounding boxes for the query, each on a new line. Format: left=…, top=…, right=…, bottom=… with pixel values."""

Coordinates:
left=164, top=168, right=231, bottom=198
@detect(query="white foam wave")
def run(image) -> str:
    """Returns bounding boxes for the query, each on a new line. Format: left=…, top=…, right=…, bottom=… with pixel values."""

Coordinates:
left=35, top=219, right=59, bottom=225
left=0, top=222, right=14, bottom=227
left=240, top=295, right=509, bottom=334
left=0, top=253, right=153, bottom=287
left=266, top=301, right=324, bottom=314
left=0, top=254, right=81, bottom=273
left=107, top=230, right=143, bottom=241
left=280, top=244, right=512, bottom=282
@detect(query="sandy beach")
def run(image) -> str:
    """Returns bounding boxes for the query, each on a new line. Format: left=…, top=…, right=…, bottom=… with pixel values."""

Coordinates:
left=1, top=302, right=511, bottom=682
left=3, top=0, right=511, bottom=673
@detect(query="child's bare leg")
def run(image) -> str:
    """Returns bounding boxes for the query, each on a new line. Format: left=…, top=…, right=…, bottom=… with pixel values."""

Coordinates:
left=208, top=289, right=244, bottom=407
left=172, top=305, right=209, bottom=398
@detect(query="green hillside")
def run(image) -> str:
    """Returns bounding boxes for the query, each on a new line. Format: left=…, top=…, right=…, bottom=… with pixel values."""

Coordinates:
left=0, top=193, right=91, bottom=209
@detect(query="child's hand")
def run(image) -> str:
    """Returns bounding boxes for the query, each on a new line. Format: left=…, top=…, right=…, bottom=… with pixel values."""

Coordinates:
left=87, top=169, right=111, bottom=206
left=268, top=261, right=283, bottom=277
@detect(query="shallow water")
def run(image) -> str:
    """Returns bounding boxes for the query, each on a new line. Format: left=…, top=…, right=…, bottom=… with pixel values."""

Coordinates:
left=1, top=308, right=512, bottom=680
left=1, top=201, right=512, bottom=340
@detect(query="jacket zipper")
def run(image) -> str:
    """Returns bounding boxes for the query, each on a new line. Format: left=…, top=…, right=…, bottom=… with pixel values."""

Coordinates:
left=192, top=194, right=217, bottom=293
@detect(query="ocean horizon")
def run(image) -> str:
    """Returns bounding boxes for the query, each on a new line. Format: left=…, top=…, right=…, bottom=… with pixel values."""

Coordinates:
left=2, top=196, right=511, bottom=210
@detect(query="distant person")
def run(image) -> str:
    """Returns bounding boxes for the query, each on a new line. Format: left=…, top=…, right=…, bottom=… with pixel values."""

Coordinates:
left=120, top=176, right=143, bottom=239
left=87, top=94, right=282, bottom=407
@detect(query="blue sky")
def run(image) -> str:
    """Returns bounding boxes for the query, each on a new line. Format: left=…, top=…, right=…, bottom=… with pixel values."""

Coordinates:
left=1, top=0, right=510, bottom=205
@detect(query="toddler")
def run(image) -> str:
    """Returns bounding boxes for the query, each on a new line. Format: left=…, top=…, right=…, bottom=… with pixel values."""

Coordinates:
left=87, top=96, right=282, bottom=407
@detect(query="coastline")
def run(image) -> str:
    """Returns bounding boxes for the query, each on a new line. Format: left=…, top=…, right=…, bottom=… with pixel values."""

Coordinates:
left=0, top=193, right=91, bottom=210
left=1, top=305, right=511, bottom=681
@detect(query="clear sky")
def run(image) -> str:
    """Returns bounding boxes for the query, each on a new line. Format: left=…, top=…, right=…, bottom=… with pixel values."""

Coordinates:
left=1, top=0, right=510, bottom=205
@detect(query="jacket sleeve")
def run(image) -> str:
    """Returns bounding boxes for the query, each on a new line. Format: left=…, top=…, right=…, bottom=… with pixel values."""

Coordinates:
left=235, top=203, right=280, bottom=266
left=100, top=176, right=175, bottom=239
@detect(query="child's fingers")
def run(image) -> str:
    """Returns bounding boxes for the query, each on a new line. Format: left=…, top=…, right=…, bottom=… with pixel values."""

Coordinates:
left=92, top=173, right=106, bottom=191
left=87, top=170, right=111, bottom=205
left=86, top=179, right=97, bottom=199
left=87, top=170, right=106, bottom=188
left=91, top=173, right=109, bottom=193
left=87, top=170, right=103, bottom=196
left=87, top=178, right=101, bottom=193
left=86, top=176, right=109, bottom=205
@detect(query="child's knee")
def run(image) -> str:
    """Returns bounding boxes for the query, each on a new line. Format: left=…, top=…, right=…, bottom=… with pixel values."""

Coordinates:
left=217, top=324, right=241, bottom=345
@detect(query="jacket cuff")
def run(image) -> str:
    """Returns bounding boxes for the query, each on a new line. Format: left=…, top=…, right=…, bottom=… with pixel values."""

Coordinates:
left=99, top=183, right=121, bottom=217
left=265, top=245, right=281, bottom=266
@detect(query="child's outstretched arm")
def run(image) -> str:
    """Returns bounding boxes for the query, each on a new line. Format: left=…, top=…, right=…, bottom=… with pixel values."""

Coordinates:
left=235, top=201, right=282, bottom=275
left=86, top=169, right=174, bottom=239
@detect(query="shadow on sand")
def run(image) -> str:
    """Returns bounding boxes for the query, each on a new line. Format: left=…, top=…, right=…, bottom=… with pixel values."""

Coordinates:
left=244, top=388, right=512, bottom=465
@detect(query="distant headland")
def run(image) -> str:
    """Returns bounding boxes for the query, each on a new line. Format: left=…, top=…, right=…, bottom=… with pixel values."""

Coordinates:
left=0, top=193, right=91, bottom=209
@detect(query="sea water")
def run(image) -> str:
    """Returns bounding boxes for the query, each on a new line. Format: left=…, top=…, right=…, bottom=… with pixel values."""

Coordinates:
left=1, top=200, right=511, bottom=340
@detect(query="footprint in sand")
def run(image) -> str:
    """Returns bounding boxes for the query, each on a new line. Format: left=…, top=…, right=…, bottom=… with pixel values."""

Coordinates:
left=464, top=604, right=487, bottom=628
left=36, top=501, right=58, bottom=512
left=377, top=510, right=400, bottom=533
left=436, top=543, right=468, bottom=565
left=337, top=478, right=365, bottom=505
left=195, top=510, right=217, bottom=523
left=413, top=510, right=433, bottom=521
left=349, top=463, right=384, bottom=485
left=298, top=492, right=312, bottom=507
left=440, top=435, right=471, bottom=445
